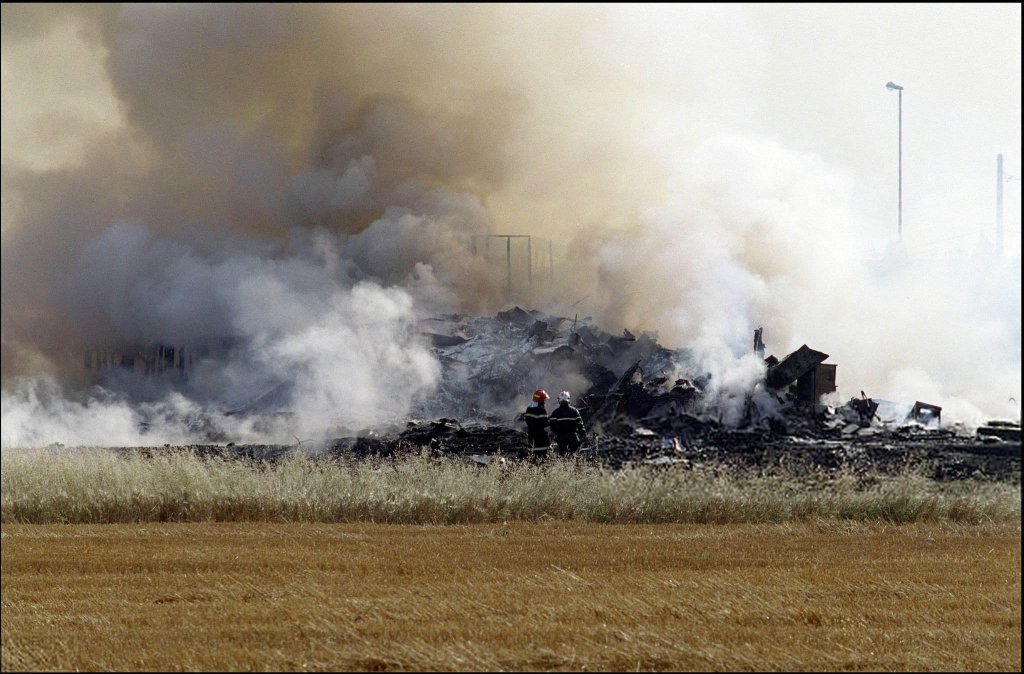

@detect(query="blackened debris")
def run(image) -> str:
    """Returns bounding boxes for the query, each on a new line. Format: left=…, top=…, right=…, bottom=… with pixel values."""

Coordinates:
left=766, top=345, right=829, bottom=389
left=909, top=401, right=942, bottom=426
left=977, top=421, right=1021, bottom=443
left=496, top=306, right=533, bottom=326
left=157, top=307, right=1018, bottom=484
left=422, top=332, right=469, bottom=348
left=850, top=394, right=880, bottom=423
left=753, top=327, right=765, bottom=358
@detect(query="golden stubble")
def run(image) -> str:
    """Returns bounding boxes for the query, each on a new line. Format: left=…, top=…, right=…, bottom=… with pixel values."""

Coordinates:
left=2, top=521, right=1020, bottom=671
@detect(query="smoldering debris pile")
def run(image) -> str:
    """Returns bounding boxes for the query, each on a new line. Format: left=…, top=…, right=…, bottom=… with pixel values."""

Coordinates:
left=306, top=306, right=1017, bottom=482
left=129, top=306, right=1019, bottom=482
left=315, top=417, right=1019, bottom=482
left=416, top=306, right=693, bottom=425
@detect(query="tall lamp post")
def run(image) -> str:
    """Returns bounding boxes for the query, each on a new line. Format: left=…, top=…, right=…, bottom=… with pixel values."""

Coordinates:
left=886, top=81, right=904, bottom=241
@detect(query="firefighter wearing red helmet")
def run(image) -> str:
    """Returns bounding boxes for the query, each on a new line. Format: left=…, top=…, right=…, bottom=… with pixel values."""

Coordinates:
left=524, top=389, right=551, bottom=453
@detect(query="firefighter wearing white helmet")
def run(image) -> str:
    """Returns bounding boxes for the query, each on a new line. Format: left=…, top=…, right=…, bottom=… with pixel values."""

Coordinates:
left=549, top=390, right=585, bottom=454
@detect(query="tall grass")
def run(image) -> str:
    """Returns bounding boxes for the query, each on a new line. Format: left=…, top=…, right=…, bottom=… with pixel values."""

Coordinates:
left=2, top=448, right=1019, bottom=525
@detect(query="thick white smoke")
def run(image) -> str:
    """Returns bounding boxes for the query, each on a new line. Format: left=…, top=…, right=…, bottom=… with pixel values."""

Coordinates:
left=2, top=220, right=441, bottom=447
left=580, top=135, right=1021, bottom=425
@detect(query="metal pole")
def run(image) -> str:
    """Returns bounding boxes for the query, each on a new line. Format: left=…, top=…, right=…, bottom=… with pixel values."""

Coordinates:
left=526, top=236, right=533, bottom=289
left=549, top=240, right=554, bottom=284
left=996, top=153, right=1004, bottom=257
left=506, top=236, right=512, bottom=292
left=897, top=89, right=902, bottom=242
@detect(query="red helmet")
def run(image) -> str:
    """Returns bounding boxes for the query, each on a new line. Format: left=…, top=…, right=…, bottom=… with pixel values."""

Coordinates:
left=532, top=389, right=549, bottom=402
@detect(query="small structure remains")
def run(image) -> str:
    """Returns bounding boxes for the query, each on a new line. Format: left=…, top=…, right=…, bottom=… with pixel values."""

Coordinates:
left=908, top=401, right=942, bottom=427
left=796, top=363, right=837, bottom=405
left=85, top=343, right=191, bottom=378
left=765, top=344, right=837, bottom=404
left=753, top=327, right=765, bottom=359
left=976, top=421, right=1021, bottom=442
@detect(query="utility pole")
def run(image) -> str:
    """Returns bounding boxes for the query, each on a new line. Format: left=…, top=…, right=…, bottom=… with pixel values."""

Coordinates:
left=897, top=87, right=902, bottom=241
left=526, top=236, right=533, bottom=290
left=549, top=240, right=554, bottom=284
left=996, top=153, right=1004, bottom=258
left=886, top=82, right=904, bottom=241
left=506, top=236, right=512, bottom=292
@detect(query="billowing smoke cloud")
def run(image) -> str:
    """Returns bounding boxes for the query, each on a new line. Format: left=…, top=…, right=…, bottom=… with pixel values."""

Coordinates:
left=578, top=135, right=1021, bottom=426
left=1, top=219, right=442, bottom=446
left=2, top=5, right=1020, bottom=447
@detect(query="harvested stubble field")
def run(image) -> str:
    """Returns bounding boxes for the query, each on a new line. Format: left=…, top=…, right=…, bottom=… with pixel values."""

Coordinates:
left=1, top=449, right=1020, bottom=671
left=2, top=521, right=1020, bottom=671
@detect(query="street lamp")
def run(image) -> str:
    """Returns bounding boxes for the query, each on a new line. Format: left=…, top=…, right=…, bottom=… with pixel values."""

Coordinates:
left=886, top=81, right=904, bottom=241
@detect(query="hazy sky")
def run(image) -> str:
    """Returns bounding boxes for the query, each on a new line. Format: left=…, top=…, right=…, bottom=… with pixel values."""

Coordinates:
left=3, top=4, right=1020, bottom=256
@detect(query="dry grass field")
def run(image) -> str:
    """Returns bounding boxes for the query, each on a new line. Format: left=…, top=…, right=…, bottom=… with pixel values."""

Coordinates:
left=3, top=449, right=1020, bottom=525
left=2, top=521, right=1020, bottom=671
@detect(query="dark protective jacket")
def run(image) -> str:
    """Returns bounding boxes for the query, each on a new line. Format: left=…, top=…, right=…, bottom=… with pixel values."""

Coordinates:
left=549, top=402, right=585, bottom=451
left=524, top=402, right=551, bottom=448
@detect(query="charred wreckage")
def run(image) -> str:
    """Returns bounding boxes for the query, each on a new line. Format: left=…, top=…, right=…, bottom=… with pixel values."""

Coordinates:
left=96, top=307, right=1020, bottom=482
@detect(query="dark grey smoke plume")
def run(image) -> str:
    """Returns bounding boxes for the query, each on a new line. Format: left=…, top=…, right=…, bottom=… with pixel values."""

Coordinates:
left=2, top=5, right=523, bottom=443
left=2, top=5, right=513, bottom=372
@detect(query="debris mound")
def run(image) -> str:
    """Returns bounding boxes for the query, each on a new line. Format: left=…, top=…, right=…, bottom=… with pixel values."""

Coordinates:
left=168, top=308, right=1019, bottom=482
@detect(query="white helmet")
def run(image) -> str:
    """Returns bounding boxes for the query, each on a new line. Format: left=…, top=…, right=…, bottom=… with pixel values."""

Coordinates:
left=557, top=390, right=571, bottom=402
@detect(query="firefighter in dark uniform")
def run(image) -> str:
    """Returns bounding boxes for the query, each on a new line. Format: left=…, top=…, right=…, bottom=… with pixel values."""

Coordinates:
left=549, top=390, right=586, bottom=455
left=524, top=389, right=551, bottom=455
